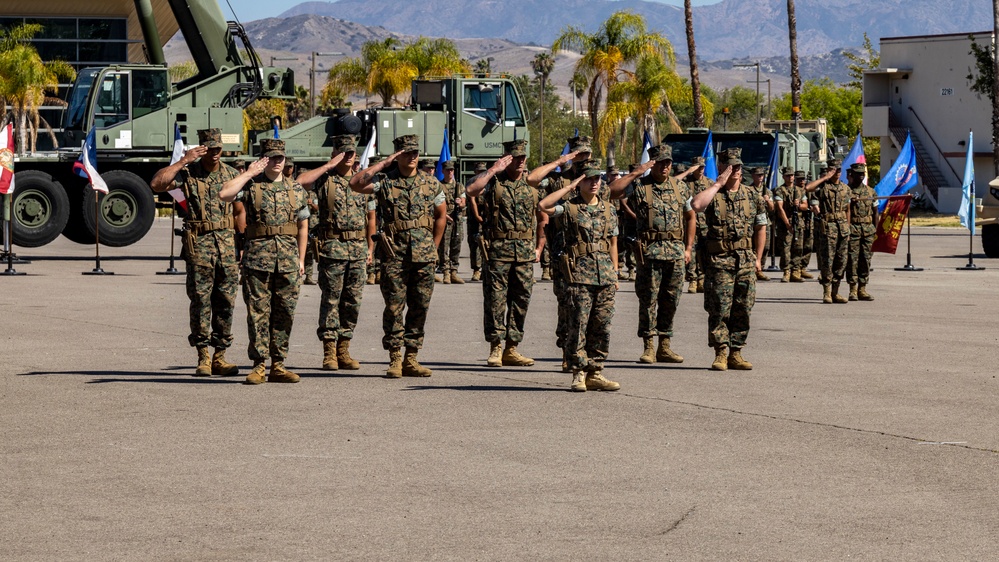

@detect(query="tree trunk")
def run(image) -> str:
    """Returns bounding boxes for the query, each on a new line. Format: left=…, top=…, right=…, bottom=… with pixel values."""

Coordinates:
left=993, top=0, right=999, bottom=175
left=539, top=74, right=546, bottom=164
left=685, top=0, right=705, bottom=128
left=587, top=75, right=602, bottom=153
left=18, top=109, right=27, bottom=157
left=787, top=0, right=802, bottom=119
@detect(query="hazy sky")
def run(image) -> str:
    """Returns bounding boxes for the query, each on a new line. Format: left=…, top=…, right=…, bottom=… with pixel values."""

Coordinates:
left=222, top=0, right=722, bottom=23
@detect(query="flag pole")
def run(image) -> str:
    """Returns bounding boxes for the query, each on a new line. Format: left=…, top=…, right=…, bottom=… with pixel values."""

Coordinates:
left=156, top=200, right=183, bottom=275
left=956, top=226, right=984, bottom=270
left=893, top=194, right=923, bottom=272
left=2, top=194, right=26, bottom=276
left=83, top=190, right=113, bottom=275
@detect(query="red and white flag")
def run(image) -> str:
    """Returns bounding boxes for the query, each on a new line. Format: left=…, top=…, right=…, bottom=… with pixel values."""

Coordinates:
left=166, top=123, right=188, bottom=212
left=0, top=123, right=15, bottom=195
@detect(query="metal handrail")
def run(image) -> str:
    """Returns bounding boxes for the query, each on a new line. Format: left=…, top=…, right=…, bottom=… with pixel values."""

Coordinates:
left=907, top=106, right=961, bottom=182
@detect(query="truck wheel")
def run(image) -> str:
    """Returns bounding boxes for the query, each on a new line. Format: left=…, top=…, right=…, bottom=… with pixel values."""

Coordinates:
left=10, top=171, right=70, bottom=247
left=982, top=224, right=999, bottom=258
left=81, top=170, right=155, bottom=247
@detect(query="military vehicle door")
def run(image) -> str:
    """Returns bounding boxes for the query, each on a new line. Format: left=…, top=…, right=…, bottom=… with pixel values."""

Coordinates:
left=89, top=68, right=170, bottom=151
left=457, top=81, right=503, bottom=157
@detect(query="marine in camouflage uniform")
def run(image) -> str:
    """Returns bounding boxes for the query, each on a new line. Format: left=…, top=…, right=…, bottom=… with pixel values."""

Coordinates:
left=846, top=163, right=877, bottom=301
left=219, top=138, right=310, bottom=384
left=611, top=165, right=638, bottom=281
left=799, top=172, right=817, bottom=280
left=690, top=148, right=768, bottom=371
left=466, top=139, right=547, bottom=367
left=349, top=134, right=447, bottom=378
left=539, top=162, right=620, bottom=392
left=684, top=156, right=712, bottom=293
left=772, top=168, right=805, bottom=282
left=150, top=128, right=242, bottom=377
left=747, top=166, right=774, bottom=282
left=806, top=159, right=852, bottom=304
left=297, top=135, right=376, bottom=371
left=437, top=160, right=467, bottom=284
left=528, top=136, right=593, bottom=370
left=609, top=144, right=699, bottom=366
left=466, top=161, right=487, bottom=281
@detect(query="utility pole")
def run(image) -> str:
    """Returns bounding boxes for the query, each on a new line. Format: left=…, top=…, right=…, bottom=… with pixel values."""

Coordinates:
left=310, top=51, right=342, bottom=118
left=734, top=62, right=762, bottom=128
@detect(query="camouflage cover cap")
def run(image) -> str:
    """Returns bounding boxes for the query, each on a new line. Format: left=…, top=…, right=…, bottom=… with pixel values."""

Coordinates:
left=849, top=163, right=867, bottom=174
left=503, top=139, right=528, bottom=157
left=794, top=170, right=807, bottom=179
left=260, top=138, right=285, bottom=157
left=673, top=163, right=689, bottom=174
left=393, top=134, right=420, bottom=152
left=647, top=144, right=673, bottom=162
left=691, top=156, right=706, bottom=166
left=284, top=156, right=295, bottom=165
left=474, top=162, right=488, bottom=172
left=628, top=163, right=639, bottom=173
left=332, top=134, right=357, bottom=153
left=569, top=135, right=592, bottom=153
left=719, top=147, right=743, bottom=166
left=197, top=128, right=223, bottom=148
left=750, top=166, right=767, bottom=175
left=606, top=165, right=620, bottom=174
left=828, top=158, right=842, bottom=168
left=581, top=158, right=603, bottom=178
left=781, top=166, right=794, bottom=175
left=419, top=158, right=435, bottom=169
left=442, top=160, right=455, bottom=170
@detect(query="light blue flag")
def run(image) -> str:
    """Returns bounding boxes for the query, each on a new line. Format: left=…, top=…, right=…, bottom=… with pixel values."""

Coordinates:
left=702, top=131, right=718, bottom=181
left=958, top=131, right=975, bottom=235
left=874, top=133, right=919, bottom=212
left=434, top=128, right=451, bottom=182
left=766, top=132, right=780, bottom=193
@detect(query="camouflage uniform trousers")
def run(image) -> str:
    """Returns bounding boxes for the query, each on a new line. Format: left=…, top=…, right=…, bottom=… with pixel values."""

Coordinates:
left=242, top=267, right=301, bottom=361
left=552, top=268, right=571, bottom=349
left=303, top=237, right=316, bottom=279
left=540, top=244, right=552, bottom=272
left=438, top=218, right=464, bottom=272
left=186, top=250, right=239, bottom=349
left=380, top=258, right=435, bottom=350
left=482, top=260, right=535, bottom=344
left=685, top=235, right=706, bottom=283
left=775, top=223, right=807, bottom=272
left=819, top=221, right=850, bottom=286
left=847, top=223, right=876, bottom=286
left=566, top=283, right=616, bottom=370
left=801, top=215, right=815, bottom=271
left=317, top=257, right=367, bottom=342
left=635, top=257, right=685, bottom=338
left=703, top=257, right=756, bottom=350
left=467, top=218, right=482, bottom=272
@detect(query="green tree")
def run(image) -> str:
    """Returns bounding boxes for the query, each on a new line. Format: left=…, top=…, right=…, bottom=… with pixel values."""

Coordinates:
left=168, top=61, right=198, bottom=83
left=968, top=33, right=999, bottom=175
left=0, top=23, right=76, bottom=154
left=552, top=10, right=674, bottom=155
left=771, top=79, right=862, bottom=139
left=531, top=52, right=556, bottom=163
left=842, top=32, right=880, bottom=90
left=512, top=75, right=591, bottom=169
left=710, top=86, right=761, bottom=132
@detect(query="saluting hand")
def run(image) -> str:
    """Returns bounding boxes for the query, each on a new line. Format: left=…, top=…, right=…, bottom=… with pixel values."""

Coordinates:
left=492, top=155, right=513, bottom=173
left=182, top=146, right=207, bottom=165
left=248, top=157, right=269, bottom=176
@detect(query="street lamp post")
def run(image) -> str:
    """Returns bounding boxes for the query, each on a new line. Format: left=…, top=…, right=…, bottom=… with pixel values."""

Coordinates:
left=270, top=55, right=297, bottom=66
left=734, top=62, right=761, bottom=128
left=310, top=51, right=343, bottom=118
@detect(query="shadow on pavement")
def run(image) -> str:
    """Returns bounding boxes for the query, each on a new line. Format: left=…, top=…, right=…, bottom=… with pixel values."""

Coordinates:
left=402, top=384, right=565, bottom=392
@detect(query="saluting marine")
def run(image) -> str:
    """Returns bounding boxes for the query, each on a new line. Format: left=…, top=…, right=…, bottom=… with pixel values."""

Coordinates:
left=805, top=159, right=852, bottom=304
left=846, top=163, right=877, bottom=301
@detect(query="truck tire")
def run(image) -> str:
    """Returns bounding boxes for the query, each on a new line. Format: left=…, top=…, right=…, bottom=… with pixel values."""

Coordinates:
left=982, top=224, right=999, bottom=258
left=10, top=170, right=71, bottom=247
left=81, top=170, right=156, bottom=247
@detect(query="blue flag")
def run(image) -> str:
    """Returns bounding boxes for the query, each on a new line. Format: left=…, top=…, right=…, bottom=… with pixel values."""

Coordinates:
left=766, top=132, right=780, bottom=193
left=272, top=121, right=280, bottom=139
left=434, top=128, right=451, bottom=182
left=958, top=131, right=975, bottom=235
left=702, top=131, right=718, bottom=181
left=874, top=133, right=919, bottom=212
left=840, top=134, right=866, bottom=183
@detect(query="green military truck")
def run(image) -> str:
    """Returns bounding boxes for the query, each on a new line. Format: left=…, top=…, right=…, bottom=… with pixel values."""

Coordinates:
left=8, top=0, right=527, bottom=248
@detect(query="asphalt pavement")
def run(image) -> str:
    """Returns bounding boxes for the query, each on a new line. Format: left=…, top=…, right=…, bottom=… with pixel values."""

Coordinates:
left=2, top=220, right=997, bottom=560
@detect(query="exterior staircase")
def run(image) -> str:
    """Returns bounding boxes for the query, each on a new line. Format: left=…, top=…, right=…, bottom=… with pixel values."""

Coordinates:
left=887, top=108, right=954, bottom=207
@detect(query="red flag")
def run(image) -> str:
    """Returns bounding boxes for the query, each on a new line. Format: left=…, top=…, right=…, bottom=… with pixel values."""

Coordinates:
left=0, top=123, right=14, bottom=195
left=872, top=195, right=911, bottom=254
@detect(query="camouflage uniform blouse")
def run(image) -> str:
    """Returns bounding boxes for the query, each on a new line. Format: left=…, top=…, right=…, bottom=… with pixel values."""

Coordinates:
left=442, top=180, right=466, bottom=218
left=686, top=174, right=714, bottom=238
left=627, top=175, right=692, bottom=261
left=772, top=182, right=800, bottom=222
left=313, top=171, right=371, bottom=261
left=371, top=168, right=445, bottom=263
left=850, top=184, right=877, bottom=225
left=810, top=181, right=852, bottom=223
left=175, top=162, right=239, bottom=267
left=552, top=196, right=619, bottom=286
left=702, top=187, right=768, bottom=270
left=237, top=175, right=310, bottom=273
left=480, top=170, right=539, bottom=262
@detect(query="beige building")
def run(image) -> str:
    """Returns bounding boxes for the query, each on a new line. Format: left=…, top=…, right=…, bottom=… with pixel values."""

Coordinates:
left=863, top=31, right=992, bottom=214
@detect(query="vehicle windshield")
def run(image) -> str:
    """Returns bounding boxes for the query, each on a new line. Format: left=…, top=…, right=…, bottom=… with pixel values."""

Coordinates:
left=463, top=83, right=501, bottom=124
left=504, top=84, right=524, bottom=126
left=63, top=68, right=101, bottom=131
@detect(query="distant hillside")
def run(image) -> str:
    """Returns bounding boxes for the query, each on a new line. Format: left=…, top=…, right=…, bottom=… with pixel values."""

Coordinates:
left=280, top=0, right=987, bottom=60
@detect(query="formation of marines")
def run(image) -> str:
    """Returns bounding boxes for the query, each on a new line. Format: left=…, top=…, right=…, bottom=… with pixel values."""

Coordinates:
left=156, top=129, right=878, bottom=392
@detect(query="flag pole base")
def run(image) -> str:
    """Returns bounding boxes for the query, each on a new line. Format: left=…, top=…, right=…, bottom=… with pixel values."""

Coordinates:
left=156, top=268, right=184, bottom=275
left=894, top=264, right=924, bottom=272
left=1, top=268, right=26, bottom=276
left=83, top=268, right=114, bottom=275
left=956, top=264, right=985, bottom=270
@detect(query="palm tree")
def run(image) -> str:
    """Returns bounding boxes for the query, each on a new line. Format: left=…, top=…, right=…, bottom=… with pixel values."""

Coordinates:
left=0, top=23, right=76, bottom=154
left=684, top=0, right=705, bottom=127
left=531, top=52, right=556, bottom=163
left=787, top=0, right=802, bottom=119
left=552, top=10, right=674, bottom=154
left=569, top=71, right=588, bottom=117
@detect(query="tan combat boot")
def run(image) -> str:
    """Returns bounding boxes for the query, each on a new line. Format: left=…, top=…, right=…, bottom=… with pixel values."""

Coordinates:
left=790, top=270, right=804, bottom=283
left=687, top=280, right=698, bottom=293
left=366, top=271, right=376, bottom=285
left=211, top=348, right=239, bottom=376
left=502, top=342, right=535, bottom=366
left=781, top=270, right=791, bottom=283
left=585, top=368, right=621, bottom=391
left=450, top=271, right=465, bottom=284
left=755, top=271, right=769, bottom=281
left=402, top=347, right=432, bottom=377
left=441, top=271, right=450, bottom=284
left=269, top=361, right=300, bottom=383
left=656, top=336, right=684, bottom=363
left=858, top=284, right=874, bottom=301
left=385, top=348, right=403, bottom=378
left=711, top=346, right=729, bottom=371
left=570, top=369, right=587, bottom=392
left=322, top=340, right=338, bottom=371
left=374, top=271, right=382, bottom=284
left=244, top=361, right=266, bottom=385
left=471, top=269, right=481, bottom=282
left=194, top=346, right=212, bottom=377
left=727, top=349, right=753, bottom=370
left=832, top=282, right=848, bottom=304
left=638, top=337, right=656, bottom=364
left=337, top=339, right=360, bottom=370
left=848, top=283, right=858, bottom=301
left=487, top=342, right=503, bottom=367
left=541, top=268, right=551, bottom=281
left=800, top=270, right=815, bottom=279
left=822, top=285, right=833, bottom=304
left=696, top=280, right=705, bottom=293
